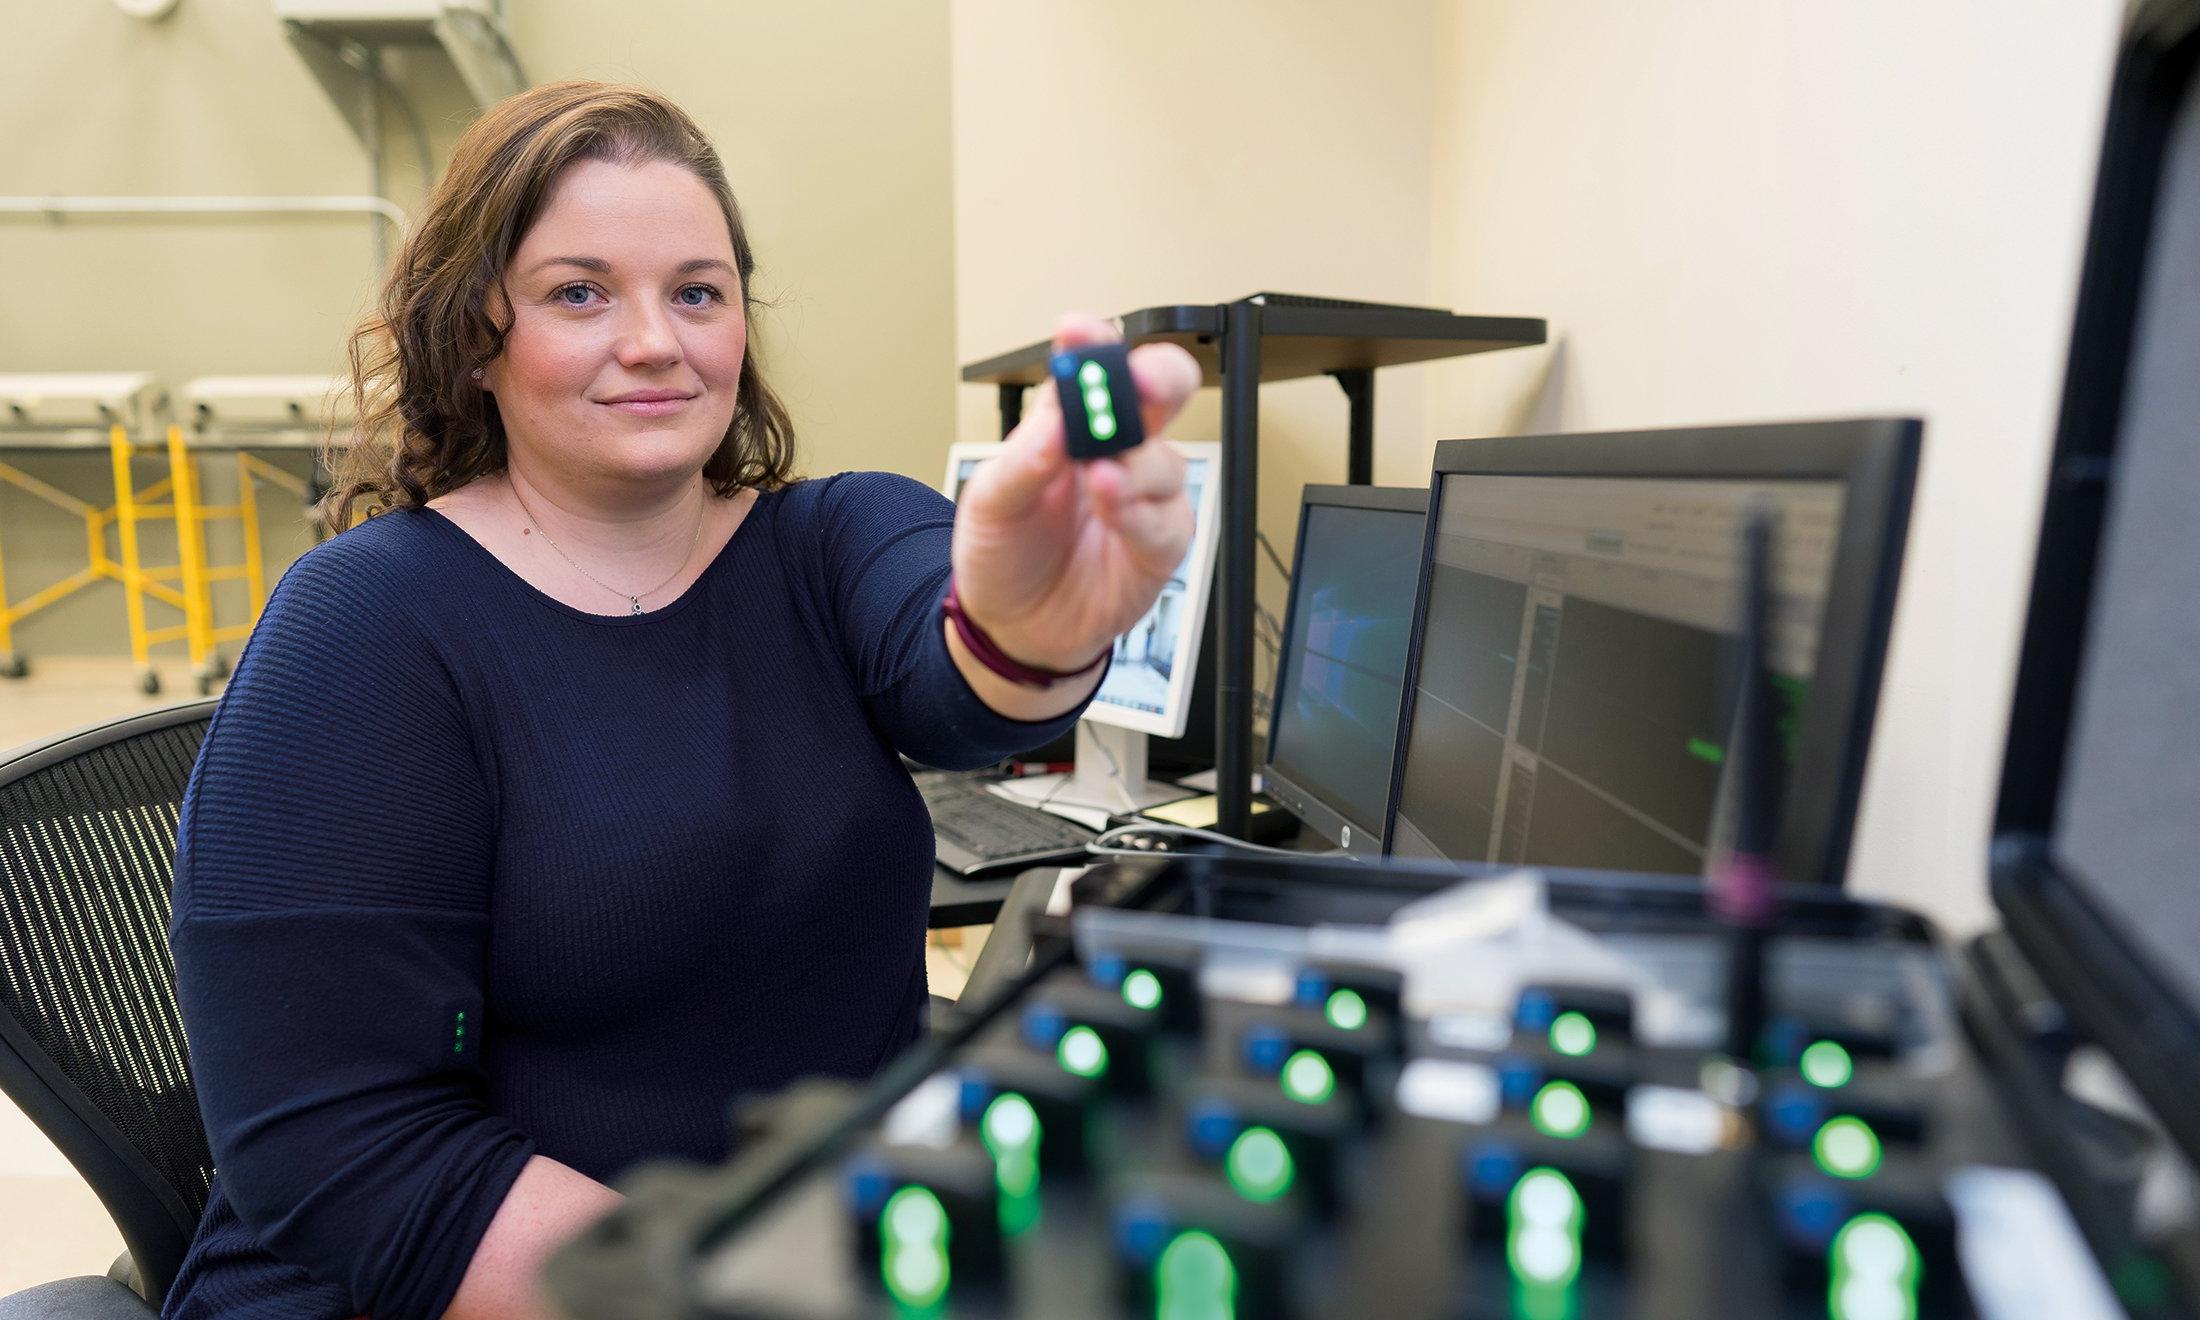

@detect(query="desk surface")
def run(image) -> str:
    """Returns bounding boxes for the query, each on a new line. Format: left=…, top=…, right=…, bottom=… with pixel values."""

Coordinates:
left=928, top=866, right=1018, bottom=928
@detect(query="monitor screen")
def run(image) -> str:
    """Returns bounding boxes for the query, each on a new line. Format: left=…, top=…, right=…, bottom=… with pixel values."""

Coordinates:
left=943, top=441, right=1221, bottom=740
left=1388, top=473, right=1845, bottom=875
left=1264, top=492, right=1427, bottom=850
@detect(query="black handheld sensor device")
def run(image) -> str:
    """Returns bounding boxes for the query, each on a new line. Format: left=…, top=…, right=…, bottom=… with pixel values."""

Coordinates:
left=1051, top=342, right=1146, bottom=460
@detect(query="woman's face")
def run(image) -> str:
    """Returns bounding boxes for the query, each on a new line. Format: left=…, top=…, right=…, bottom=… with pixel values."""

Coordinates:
left=485, top=157, right=747, bottom=495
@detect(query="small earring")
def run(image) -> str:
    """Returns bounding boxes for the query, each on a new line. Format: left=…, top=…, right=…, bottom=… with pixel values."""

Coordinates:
left=472, top=368, right=485, bottom=382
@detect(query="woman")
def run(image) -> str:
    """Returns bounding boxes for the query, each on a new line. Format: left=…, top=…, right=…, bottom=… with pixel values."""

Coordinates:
left=161, top=81, right=1196, bottom=1320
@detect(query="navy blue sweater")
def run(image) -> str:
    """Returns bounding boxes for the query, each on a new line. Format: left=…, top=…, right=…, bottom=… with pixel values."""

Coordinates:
left=164, top=473, right=1082, bottom=1319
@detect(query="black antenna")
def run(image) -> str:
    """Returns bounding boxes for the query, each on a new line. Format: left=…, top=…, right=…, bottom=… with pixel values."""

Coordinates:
left=1715, top=508, right=1782, bottom=1062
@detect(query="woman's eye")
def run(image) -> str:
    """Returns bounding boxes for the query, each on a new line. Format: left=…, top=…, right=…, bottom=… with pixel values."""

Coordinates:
left=552, top=283, right=600, bottom=308
left=676, top=284, right=721, bottom=308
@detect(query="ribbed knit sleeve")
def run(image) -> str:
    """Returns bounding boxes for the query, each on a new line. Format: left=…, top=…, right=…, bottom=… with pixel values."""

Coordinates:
left=790, top=472, right=1090, bottom=770
left=170, top=529, right=535, bottom=1320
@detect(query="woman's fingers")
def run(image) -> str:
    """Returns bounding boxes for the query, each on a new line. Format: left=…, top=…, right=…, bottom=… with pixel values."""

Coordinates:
left=1127, top=341, right=1202, bottom=438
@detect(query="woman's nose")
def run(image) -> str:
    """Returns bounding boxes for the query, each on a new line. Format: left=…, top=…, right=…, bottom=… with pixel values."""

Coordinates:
left=614, top=301, right=682, bottom=368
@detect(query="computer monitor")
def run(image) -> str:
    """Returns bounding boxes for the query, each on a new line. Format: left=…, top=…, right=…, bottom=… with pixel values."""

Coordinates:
left=944, top=440, right=1224, bottom=812
left=1261, top=485, right=1428, bottom=856
left=1383, top=420, right=1917, bottom=889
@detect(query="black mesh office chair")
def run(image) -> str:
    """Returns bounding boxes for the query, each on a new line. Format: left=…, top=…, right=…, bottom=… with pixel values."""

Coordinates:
left=0, top=700, right=220, bottom=1314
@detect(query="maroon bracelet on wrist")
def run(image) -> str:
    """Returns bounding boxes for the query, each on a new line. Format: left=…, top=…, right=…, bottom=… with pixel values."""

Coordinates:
left=942, top=577, right=1108, bottom=689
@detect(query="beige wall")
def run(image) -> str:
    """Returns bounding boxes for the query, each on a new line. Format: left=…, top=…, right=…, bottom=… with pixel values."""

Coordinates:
left=0, top=0, right=955, bottom=667
left=949, top=0, right=1449, bottom=718
left=1418, top=1, right=2124, bottom=931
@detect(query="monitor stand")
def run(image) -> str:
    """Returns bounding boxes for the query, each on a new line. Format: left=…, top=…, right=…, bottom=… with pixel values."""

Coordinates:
left=997, top=721, right=1198, bottom=817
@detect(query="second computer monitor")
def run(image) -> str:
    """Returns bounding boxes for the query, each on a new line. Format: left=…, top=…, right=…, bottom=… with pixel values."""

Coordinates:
left=1384, top=420, right=1917, bottom=889
left=1262, top=485, right=1428, bottom=856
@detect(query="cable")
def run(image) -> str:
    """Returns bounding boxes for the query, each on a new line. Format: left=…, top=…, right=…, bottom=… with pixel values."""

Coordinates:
left=1255, top=530, right=1292, bottom=584
left=1083, top=822, right=1346, bottom=860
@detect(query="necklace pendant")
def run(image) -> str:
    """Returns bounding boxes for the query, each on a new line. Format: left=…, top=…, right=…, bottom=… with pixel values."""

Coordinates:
left=629, top=597, right=645, bottom=615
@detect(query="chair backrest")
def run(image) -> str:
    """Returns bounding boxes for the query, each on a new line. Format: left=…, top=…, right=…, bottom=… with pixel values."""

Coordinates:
left=0, top=699, right=220, bottom=1305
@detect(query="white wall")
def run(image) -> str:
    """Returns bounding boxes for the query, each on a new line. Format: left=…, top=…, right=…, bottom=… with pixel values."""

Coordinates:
left=1419, top=1, right=2125, bottom=931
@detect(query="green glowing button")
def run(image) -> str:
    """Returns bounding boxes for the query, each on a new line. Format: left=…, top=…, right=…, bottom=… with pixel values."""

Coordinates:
left=1800, top=1039, right=1855, bottom=1089
left=883, top=1184, right=947, bottom=1245
left=1059, top=1025, right=1109, bottom=1078
left=1280, top=1049, right=1336, bottom=1105
left=1091, top=412, right=1118, bottom=440
left=1813, top=1116, right=1883, bottom=1180
left=1324, top=988, right=1369, bottom=1032
left=1548, top=1011, right=1597, bottom=1058
left=1225, top=1126, right=1295, bottom=1202
left=880, top=1185, right=951, bottom=1307
left=1079, top=361, right=1107, bottom=388
left=1829, top=1212, right=1919, bottom=1320
left=1507, top=1167, right=1584, bottom=1289
left=982, top=1092, right=1040, bottom=1157
left=1123, top=968, right=1164, bottom=1011
left=1530, top=1080, right=1592, bottom=1140
left=1156, top=1230, right=1235, bottom=1320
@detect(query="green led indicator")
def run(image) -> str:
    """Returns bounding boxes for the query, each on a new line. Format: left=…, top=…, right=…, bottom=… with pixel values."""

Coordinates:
left=1156, top=1229, right=1235, bottom=1320
left=1687, top=736, right=1726, bottom=765
left=1800, top=1039, right=1855, bottom=1089
left=1076, top=359, right=1120, bottom=444
left=982, top=1091, right=1042, bottom=1228
left=1123, top=968, right=1164, bottom=1011
left=1507, top=1166, right=1584, bottom=1289
left=1280, top=1049, right=1336, bottom=1105
left=1530, top=1080, right=1592, bottom=1140
left=1324, top=988, right=1369, bottom=1031
left=1224, top=1126, right=1295, bottom=1203
left=1813, top=1116, right=1883, bottom=1180
left=453, top=1009, right=466, bottom=1055
left=880, top=1185, right=950, bottom=1308
left=1059, top=1024, right=1109, bottom=1078
left=1829, top=1212, right=1919, bottom=1320
left=1548, top=1011, right=1597, bottom=1058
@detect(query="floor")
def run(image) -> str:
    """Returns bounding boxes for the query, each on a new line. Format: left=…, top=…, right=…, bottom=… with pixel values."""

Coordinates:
left=0, top=656, right=988, bottom=1297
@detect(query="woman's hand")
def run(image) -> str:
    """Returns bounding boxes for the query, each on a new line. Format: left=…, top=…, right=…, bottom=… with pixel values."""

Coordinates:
left=951, top=314, right=1203, bottom=675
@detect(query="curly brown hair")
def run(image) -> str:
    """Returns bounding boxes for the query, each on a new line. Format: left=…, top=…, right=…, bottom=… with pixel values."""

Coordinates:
left=320, top=81, right=797, bottom=532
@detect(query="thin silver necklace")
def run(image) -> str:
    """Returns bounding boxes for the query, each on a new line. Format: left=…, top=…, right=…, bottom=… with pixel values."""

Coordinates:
left=508, top=477, right=706, bottom=615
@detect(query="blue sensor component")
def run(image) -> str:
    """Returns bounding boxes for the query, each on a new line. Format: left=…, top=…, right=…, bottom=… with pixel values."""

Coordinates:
left=1777, top=1180, right=1849, bottom=1248
left=1514, top=988, right=1559, bottom=1032
left=1293, top=970, right=1329, bottom=1007
left=1766, top=1087, right=1826, bottom=1146
left=1088, top=952, right=1128, bottom=989
left=1463, top=1140, right=1526, bottom=1200
left=1187, top=1103, right=1241, bottom=1159
left=1022, top=1004, right=1069, bottom=1051
left=1114, top=1198, right=1172, bottom=1267
left=845, top=1159, right=892, bottom=1217
left=1242, top=1025, right=1291, bottom=1075
left=1497, top=1056, right=1543, bottom=1109
left=956, top=1073, right=993, bottom=1124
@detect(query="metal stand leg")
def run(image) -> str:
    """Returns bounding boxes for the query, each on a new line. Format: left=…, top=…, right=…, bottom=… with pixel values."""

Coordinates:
left=997, top=383, right=1026, bottom=438
left=1216, top=301, right=1263, bottom=838
left=1333, top=368, right=1375, bottom=485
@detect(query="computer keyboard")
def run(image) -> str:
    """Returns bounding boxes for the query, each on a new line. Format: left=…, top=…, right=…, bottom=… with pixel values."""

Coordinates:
left=548, top=855, right=2130, bottom=1319
left=916, top=772, right=1096, bottom=877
